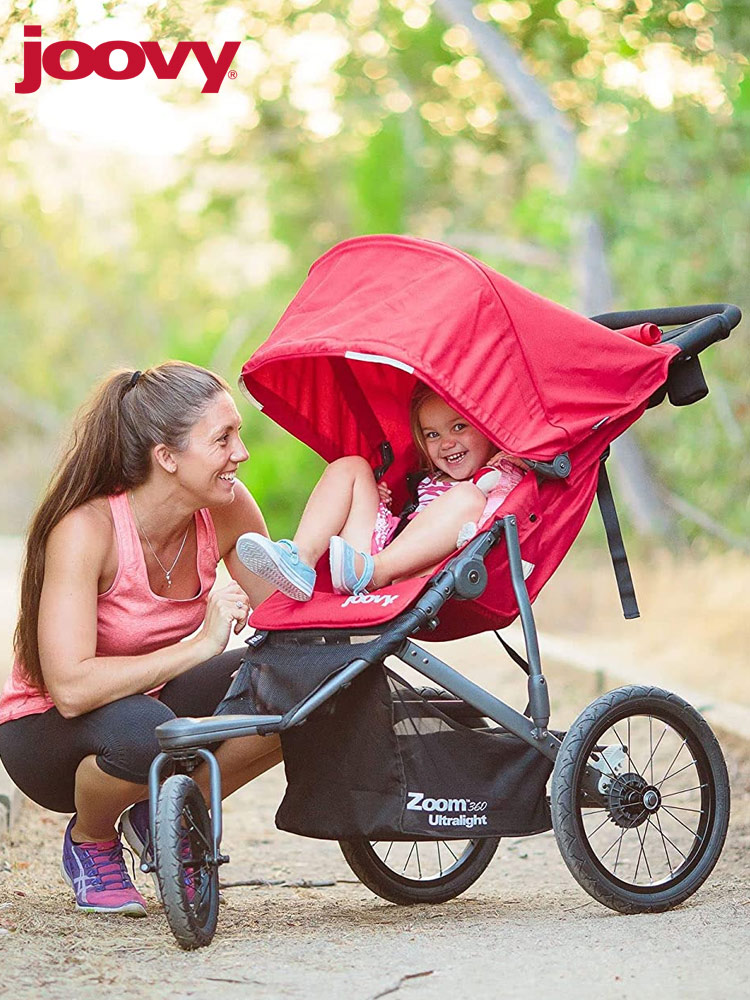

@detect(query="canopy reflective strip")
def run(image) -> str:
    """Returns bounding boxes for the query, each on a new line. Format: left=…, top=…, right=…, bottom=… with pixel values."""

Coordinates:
left=238, top=380, right=264, bottom=411
left=344, top=351, right=415, bottom=373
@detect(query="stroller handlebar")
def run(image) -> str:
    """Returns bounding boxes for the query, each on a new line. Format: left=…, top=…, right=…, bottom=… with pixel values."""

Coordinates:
left=591, top=303, right=742, bottom=358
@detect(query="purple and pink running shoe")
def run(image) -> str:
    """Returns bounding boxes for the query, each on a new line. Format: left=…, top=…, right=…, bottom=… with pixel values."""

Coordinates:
left=61, top=816, right=147, bottom=916
left=121, top=799, right=197, bottom=904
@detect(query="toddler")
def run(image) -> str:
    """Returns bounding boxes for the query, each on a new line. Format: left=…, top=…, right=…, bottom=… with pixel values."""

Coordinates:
left=236, top=384, right=524, bottom=600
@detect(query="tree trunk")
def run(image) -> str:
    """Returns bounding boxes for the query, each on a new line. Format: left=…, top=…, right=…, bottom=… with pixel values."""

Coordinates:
left=432, top=0, right=677, bottom=539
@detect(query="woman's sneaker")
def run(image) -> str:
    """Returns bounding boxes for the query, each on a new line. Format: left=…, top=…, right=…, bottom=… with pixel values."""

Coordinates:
left=121, top=800, right=197, bottom=905
left=329, top=536, right=375, bottom=596
left=120, top=799, right=151, bottom=862
left=235, top=534, right=316, bottom=601
left=61, top=816, right=147, bottom=916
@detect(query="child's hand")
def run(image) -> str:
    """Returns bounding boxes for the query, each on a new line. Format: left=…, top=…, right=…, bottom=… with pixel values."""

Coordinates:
left=487, top=451, right=529, bottom=471
left=377, top=480, right=392, bottom=507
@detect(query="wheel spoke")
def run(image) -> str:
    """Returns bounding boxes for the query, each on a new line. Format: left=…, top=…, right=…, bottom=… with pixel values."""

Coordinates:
left=600, top=827, right=631, bottom=861
left=414, top=843, right=423, bottom=879
left=613, top=826, right=625, bottom=874
left=584, top=812, right=616, bottom=839
left=661, top=784, right=707, bottom=799
left=403, top=841, right=417, bottom=874
left=650, top=816, right=688, bottom=861
left=649, top=814, right=675, bottom=877
left=649, top=716, right=654, bottom=784
left=633, top=819, right=652, bottom=882
left=655, top=737, right=689, bottom=787
left=656, top=758, right=699, bottom=787
left=641, top=725, right=668, bottom=781
left=611, top=723, right=638, bottom=776
left=444, top=842, right=460, bottom=863
left=436, top=841, right=444, bottom=876
left=660, top=804, right=703, bottom=841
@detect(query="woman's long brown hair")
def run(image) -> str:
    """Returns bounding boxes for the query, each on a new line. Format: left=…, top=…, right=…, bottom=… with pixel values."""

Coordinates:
left=14, top=362, right=229, bottom=691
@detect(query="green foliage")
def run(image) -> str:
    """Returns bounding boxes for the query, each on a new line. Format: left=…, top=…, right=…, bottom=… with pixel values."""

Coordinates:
left=0, top=0, right=747, bottom=546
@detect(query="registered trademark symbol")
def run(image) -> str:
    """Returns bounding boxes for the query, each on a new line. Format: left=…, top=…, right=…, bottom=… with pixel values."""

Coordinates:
left=228, top=69, right=237, bottom=80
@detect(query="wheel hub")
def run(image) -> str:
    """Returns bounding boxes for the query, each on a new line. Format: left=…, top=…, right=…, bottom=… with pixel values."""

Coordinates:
left=606, top=772, right=661, bottom=829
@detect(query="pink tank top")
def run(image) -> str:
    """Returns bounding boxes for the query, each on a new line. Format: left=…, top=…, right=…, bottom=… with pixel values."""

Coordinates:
left=0, top=493, right=220, bottom=724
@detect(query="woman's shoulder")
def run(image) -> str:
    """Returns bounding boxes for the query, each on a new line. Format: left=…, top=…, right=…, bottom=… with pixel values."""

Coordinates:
left=47, top=497, right=115, bottom=557
left=208, top=480, right=267, bottom=557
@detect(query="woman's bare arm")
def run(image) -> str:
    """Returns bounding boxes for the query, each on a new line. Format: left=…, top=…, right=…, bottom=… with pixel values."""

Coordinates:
left=38, top=506, right=247, bottom=719
left=212, top=481, right=275, bottom=607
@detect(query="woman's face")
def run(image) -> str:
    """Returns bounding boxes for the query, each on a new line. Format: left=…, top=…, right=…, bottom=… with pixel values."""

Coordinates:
left=418, top=396, right=494, bottom=480
left=172, top=391, right=249, bottom=505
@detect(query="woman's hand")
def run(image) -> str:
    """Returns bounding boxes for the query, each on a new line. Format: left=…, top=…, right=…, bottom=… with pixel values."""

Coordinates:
left=377, top=480, right=392, bottom=507
left=197, top=582, right=251, bottom=658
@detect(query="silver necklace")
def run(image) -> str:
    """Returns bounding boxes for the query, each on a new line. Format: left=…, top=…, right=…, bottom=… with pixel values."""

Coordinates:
left=130, top=494, right=190, bottom=588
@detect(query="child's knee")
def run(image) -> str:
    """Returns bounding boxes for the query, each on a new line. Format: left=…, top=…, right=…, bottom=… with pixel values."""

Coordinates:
left=328, top=455, right=372, bottom=479
left=452, top=481, right=486, bottom=518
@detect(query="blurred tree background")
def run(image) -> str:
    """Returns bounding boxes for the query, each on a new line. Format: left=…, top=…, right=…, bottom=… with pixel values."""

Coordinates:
left=0, top=0, right=747, bottom=548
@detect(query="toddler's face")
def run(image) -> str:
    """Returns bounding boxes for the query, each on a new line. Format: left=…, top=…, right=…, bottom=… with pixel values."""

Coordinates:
left=418, top=397, right=494, bottom=480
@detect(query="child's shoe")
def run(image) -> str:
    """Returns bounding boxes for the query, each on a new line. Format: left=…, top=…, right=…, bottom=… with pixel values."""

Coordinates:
left=329, top=536, right=375, bottom=596
left=61, top=815, right=147, bottom=916
left=235, top=534, right=315, bottom=601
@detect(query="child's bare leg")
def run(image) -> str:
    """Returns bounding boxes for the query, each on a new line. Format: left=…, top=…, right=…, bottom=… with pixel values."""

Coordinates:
left=370, top=482, right=485, bottom=588
left=293, top=456, right=379, bottom=567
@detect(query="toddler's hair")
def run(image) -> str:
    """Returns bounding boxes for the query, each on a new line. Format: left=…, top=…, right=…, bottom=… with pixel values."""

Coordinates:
left=409, top=382, right=440, bottom=474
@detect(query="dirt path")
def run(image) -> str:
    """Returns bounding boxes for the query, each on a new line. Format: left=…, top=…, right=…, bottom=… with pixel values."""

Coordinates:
left=2, top=651, right=749, bottom=1000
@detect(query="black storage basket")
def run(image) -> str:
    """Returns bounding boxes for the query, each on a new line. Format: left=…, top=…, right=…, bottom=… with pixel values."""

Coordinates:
left=216, top=634, right=552, bottom=841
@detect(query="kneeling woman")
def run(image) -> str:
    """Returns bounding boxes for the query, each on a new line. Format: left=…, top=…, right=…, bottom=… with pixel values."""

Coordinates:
left=0, top=362, right=279, bottom=916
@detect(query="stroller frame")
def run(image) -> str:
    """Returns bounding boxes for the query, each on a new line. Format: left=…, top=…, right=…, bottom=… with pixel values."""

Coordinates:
left=145, top=294, right=739, bottom=949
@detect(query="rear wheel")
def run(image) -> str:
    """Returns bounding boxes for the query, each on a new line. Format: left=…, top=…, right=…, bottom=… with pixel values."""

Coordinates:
left=155, top=774, right=219, bottom=949
left=551, top=686, right=730, bottom=914
left=340, top=687, right=499, bottom=904
left=339, top=836, right=500, bottom=905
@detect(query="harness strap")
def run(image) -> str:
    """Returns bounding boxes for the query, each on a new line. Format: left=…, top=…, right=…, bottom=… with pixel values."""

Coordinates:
left=596, top=458, right=640, bottom=620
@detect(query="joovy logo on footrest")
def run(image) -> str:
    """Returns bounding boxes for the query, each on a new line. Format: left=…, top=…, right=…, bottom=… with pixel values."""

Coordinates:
left=406, top=791, right=488, bottom=829
left=15, top=25, right=240, bottom=94
left=340, top=593, right=399, bottom=609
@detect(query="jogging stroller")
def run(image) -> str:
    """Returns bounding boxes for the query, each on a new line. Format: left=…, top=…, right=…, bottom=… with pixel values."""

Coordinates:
left=146, top=235, right=741, bottom=949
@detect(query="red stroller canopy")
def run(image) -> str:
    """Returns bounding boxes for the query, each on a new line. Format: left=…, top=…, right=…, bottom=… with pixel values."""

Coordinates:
left=241, top=235, right=678, bottom=640
left=240, top=235, right=677, bottom=488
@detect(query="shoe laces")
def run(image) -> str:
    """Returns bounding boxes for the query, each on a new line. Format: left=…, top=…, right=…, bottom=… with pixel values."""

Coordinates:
left=78, top=839, right=136, bottom=890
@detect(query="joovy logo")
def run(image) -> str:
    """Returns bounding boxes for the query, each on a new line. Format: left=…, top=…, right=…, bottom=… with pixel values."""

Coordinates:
left=340, top=593, right=399, bottom=609
left=15, top=25, right=240, bottom=94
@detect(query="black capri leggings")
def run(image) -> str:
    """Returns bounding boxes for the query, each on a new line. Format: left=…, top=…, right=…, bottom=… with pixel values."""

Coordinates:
left=0, top=649, right=244, bottom=814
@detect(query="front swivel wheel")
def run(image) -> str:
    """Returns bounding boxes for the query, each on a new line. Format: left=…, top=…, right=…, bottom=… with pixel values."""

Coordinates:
left=550, top=685, right=730, bottom=914
left=155, top=774, right=220, bottom=949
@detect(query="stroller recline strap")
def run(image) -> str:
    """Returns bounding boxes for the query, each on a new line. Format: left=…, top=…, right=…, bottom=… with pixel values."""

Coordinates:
left=493, top=630, right=531, bottom=676
left=597, top=460, right=640, bottom=620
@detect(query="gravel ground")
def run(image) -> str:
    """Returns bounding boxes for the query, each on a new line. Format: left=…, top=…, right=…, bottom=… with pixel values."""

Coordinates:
left=1, top=649, right=748, bottom=1000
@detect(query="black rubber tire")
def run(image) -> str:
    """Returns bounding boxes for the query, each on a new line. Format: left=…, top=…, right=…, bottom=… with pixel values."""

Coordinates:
left=155, top=774, right=219, bottom=949
left=339, top=836, right=500, bottom=905
left=550, top=685, right=730, bottom=914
